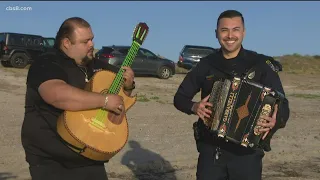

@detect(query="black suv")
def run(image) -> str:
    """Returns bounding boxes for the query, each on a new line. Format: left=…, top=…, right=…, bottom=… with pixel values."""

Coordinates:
left=95, top=45, right=176, bottom=79
left=178, top=45, right=217, bottom=70
left=0, top=32, right=55, bottom=68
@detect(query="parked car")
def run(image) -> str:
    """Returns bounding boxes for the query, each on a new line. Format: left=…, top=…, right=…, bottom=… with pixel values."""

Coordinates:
left=95, top=45, right=176, bottom=79
left=0, top=32, right=55, bottom=68
left=178, top=45, right=217, bottom=70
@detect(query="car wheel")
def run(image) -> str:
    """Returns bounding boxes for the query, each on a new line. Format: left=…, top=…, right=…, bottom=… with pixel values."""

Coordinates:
left=158, top=66, right=172, bottom=79
left=1, top=61, right=12, bottom=67
left=10, top=53, right=29, bottom=68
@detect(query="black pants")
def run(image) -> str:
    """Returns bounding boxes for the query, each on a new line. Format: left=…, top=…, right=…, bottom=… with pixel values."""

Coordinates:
left=29, top=162, right=108, bottom=180
left=196, top=141, right=265, bottom=180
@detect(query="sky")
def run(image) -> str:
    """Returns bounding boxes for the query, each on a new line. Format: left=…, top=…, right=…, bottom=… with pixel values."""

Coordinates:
left=0, top=1, right=319, bottom=62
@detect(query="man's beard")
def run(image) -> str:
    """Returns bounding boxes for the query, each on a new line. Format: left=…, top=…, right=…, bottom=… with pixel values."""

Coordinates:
left=81, top=55, right=93, bottom=65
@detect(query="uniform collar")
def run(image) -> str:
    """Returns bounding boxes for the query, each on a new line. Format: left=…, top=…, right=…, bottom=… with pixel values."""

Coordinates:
left=216, top=45, right=246, bottom=60
left=208, top=45, right=256, bottom=77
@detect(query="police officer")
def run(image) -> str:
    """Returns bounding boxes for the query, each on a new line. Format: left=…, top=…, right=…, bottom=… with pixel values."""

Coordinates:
left=174, top=10, right=290, bottom=180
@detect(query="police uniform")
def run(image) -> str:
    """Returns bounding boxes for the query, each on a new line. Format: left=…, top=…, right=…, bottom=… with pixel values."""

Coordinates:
left=173, top=46, right=290, bottom=180
left=22, top=48, right=119, bottom=180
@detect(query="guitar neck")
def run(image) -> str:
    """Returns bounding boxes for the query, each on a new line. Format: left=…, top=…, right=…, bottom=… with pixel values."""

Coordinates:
left=108, top=41, right=141, bottom=94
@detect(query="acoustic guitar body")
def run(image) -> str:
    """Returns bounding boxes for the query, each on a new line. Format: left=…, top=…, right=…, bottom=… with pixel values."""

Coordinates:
left=57, top=70, right=136, bottom=161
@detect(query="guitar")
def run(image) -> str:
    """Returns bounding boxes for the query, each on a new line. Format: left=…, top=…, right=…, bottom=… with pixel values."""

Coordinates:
left=56, top=22, right=149, bottom=161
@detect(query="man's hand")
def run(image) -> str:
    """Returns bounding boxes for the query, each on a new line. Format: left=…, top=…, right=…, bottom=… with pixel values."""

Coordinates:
left=104, top=94, right=125, bottom=115
left=122, top=66, right=135, bottom=90
left=191, top=95, right=213, bottom=121
left=257, top=104, right=278, bottom=140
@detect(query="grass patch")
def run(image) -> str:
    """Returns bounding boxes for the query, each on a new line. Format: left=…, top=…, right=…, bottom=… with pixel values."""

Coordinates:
left=136, top=94, right=168, bottom=104
left=156, top=100, right=166, bottom=104
left=289, top=93, right=320, bottom=99
left=137, top=94, right=150, bottom=102
left=150, top=96, right=159, bottom=100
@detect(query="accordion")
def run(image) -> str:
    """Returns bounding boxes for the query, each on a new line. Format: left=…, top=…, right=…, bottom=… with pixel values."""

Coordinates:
left=204, top=77, right=284, bottom=148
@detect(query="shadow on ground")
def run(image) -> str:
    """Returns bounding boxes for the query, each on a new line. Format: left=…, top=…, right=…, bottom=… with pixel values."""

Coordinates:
left=109, top=140, right=177, bottom=180
left=0, top=172, right=17, bottom=180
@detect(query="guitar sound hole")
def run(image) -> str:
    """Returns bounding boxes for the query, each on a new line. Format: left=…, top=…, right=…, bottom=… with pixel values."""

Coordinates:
left=108, top=110, right=125, bottom=125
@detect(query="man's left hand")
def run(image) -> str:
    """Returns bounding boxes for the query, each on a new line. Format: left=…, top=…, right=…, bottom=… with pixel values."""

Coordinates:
left=257, top=104, right=278, bottom=140
left=122, top=66, right=135, bottom=90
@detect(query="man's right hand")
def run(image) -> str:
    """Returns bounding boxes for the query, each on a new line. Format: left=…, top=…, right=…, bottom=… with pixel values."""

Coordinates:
left=191, top=95, right=213, bottom=121
left=104, top=94, right=124, bottom=114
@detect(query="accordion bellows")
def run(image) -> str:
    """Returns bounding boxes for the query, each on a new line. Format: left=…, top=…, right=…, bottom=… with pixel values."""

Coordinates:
left=204, top=77, right=283, bottom=149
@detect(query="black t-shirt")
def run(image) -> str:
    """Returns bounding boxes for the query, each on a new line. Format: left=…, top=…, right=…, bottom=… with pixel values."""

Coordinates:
left=22, top=49, right=118, bottom=168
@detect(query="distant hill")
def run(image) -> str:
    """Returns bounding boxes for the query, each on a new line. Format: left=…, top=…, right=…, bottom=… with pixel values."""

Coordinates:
left=275, top=54, right=320, bottom=75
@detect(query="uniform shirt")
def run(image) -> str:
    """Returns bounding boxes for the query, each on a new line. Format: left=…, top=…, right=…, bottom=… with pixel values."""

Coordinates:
left=174, top=46, right=290, bottom=152
left=22, top=48, right=119, bottom=168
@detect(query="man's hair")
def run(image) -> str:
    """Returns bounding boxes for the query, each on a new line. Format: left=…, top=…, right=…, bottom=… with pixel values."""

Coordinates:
left=217, top=10, right=245, bottom=28
left=54, top=17, right=91, bottom=49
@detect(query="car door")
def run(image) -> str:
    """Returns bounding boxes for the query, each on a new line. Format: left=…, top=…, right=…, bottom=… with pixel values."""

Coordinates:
left=128, top=49, right=145, bottom=73
left=137, top=48, right=159, bottom=74
left=0, top=34, right=5, bottom=56
left=25, top=35, right=45, bottom=59
left=116, top=47, right=144, bottom=73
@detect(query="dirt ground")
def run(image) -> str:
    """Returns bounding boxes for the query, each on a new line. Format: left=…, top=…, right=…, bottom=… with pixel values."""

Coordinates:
left=0, top=67, right=319, bottom=180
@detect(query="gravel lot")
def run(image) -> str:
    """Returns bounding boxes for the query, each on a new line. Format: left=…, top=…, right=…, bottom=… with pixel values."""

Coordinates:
left=0, top=67, right=319, bottom=180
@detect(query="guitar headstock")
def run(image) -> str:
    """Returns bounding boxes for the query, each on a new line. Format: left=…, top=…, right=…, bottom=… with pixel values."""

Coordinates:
left=132, top=22, right=149, bottom=45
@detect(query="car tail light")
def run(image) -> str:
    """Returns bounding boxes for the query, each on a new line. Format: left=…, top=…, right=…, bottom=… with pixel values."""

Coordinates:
left=101, top=54, right=114, bottom=58
left=179, top=56, right=183, bottom=62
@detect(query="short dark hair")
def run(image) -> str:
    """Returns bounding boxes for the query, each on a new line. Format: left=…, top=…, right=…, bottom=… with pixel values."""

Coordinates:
left=217, top=10, right=244, bottom=28
left=54, top=17, right=91, bottom=49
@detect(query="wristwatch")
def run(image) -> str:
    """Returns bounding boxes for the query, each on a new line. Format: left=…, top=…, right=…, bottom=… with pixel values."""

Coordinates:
left=124, top=81, right=135, bottom=91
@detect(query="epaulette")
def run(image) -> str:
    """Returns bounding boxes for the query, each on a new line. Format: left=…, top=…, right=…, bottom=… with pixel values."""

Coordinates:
left=265, top=58, right=282, bottom=73
left=254, top=52, right=282, bottom=73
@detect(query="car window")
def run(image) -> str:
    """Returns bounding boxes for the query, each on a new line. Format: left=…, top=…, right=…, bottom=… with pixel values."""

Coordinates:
left=43, top=38, right=55, bottom=47
left=183, top=47, right=215, bottom=56
left=0, top=34, right=6, bottom=44
left=8, top=34, right=43, bottom=47
left=117, top=48, right=129, bottom=55
left=0, top=34, right=5, bottom=55
left=98, top=47, right=113, bottom=54
left=139, top=49, right=157, bottom=58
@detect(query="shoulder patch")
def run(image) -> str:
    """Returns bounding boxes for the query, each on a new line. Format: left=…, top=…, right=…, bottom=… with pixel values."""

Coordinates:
left=206, top=74, right=214, bottom=80
left=266, top=59, right=280, bottom=73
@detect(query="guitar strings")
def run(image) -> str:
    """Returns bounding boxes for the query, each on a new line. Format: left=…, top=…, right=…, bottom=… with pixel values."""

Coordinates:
left=94, top=41, right=141, bottom=125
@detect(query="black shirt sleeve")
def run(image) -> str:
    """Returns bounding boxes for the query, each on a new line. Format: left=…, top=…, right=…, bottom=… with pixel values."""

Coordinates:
left=260, top=57, right=290, bottom=128
left=173, top=58, right=209, bottom=115
left=27, top=58, right=68, bottom=90
left=259, top=57, right=290, bottom=151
